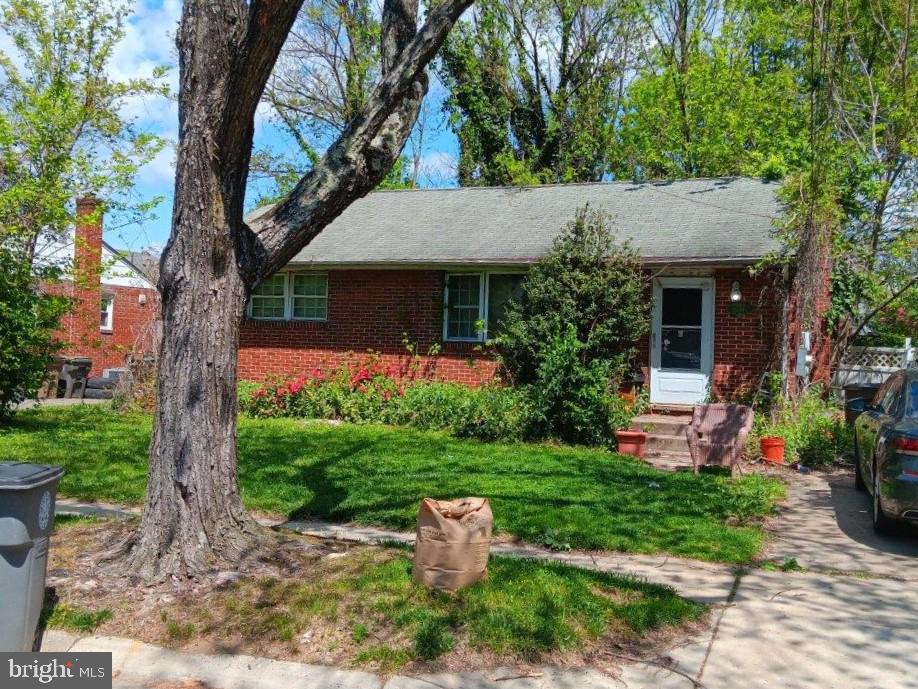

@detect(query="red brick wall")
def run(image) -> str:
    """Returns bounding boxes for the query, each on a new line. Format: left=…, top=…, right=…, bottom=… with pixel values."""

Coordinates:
left=45, top=197, right=160, bottom=377
left=238, top=267, right=784, bottom=397
left=238, top=270, right=497, bottom=385
left=50, top=282, right=159, bottom=376
left=710, top=267, right=783, bottom=400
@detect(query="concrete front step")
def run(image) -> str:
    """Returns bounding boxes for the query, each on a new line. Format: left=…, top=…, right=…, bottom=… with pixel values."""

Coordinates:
left=631, top=414, right=690, bottom=436
left=631, top=414, right=691, bottom=455
left=646, top=433, right=690, bottom=453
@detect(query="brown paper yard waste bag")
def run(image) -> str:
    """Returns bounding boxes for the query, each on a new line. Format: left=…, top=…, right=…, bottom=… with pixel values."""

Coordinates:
left=412, top=497, right=493, bottom=591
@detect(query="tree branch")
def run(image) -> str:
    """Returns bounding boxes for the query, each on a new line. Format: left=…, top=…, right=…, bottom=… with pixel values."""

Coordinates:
left=219, top=0, right=305, bottom=150
left=833, top=275, right=918, bottom=365
left=247, top=0, right=473, bottom=277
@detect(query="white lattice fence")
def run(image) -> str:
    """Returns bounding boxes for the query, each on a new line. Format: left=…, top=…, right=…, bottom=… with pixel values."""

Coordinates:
left=834, top=339, right=914, bottom=387
left=840, top=344, right=914, bottom=368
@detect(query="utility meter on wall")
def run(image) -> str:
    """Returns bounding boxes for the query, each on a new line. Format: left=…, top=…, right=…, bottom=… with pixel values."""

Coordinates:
left=795, top=330, right=813, bottom=379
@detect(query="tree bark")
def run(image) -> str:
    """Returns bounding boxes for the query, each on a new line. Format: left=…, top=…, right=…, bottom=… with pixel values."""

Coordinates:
left=124, top=0, right=473, bottom=580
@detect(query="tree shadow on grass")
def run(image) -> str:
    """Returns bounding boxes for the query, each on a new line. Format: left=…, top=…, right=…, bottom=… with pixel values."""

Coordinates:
left=234, top=421, right=767, bottom=561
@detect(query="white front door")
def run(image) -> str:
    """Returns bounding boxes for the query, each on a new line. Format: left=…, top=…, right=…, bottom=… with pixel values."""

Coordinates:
left=649, top=277, right=714, bottom=405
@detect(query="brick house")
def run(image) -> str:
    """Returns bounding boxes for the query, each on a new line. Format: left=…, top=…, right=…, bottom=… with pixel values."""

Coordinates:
left=51, top=178, right=828, bottom=404
left=239, top=177, right=814, bottom=405
left=41, top=198, right=160, bottom=376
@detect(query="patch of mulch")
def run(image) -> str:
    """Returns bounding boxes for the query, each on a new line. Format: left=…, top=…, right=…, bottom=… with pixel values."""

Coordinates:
left=45, top=518, right=708, bottom=680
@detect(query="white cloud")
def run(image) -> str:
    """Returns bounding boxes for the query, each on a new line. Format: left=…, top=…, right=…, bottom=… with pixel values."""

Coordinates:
left=138, top=144, right=176, bottom=187
left=110, top=0, right=180, bottom=133
left=419, top=151, right=457, bottom=187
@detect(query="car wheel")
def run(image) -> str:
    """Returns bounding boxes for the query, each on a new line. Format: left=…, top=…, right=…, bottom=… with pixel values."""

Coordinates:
left=872, top=459, right=896, bottom=535
left=854, top=435, right=866, bottom=491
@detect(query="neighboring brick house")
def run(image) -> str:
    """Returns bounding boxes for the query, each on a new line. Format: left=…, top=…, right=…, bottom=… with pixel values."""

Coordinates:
left=239, top=177, right=816, bottom=405
left=41, top=198, right=160, bottom=376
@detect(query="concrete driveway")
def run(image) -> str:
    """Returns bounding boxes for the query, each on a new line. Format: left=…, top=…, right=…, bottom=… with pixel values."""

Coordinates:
left=668, top=469, right=918, bottom=689
left=766, top=470, right=918, bottom=578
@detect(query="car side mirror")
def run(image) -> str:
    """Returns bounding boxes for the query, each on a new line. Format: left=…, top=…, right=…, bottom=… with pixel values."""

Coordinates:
left=846, top=398, right=868, bottom=413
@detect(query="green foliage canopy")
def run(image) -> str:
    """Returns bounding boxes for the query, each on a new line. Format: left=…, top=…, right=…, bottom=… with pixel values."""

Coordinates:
left=495, top=208, right=650, bottom=445
left=0, top=0, right=167, bottom=265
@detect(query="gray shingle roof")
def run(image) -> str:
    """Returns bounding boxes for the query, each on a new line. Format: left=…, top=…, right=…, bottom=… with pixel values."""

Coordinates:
left=270, top=177, right=782, bottom=266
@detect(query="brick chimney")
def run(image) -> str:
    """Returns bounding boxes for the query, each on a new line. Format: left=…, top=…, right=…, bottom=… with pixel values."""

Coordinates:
left=72, top=196, right=104, bottom=353
left=74, top=196, right=103, bottom=287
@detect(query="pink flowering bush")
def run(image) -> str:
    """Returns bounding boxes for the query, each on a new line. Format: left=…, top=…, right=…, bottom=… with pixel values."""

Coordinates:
left=242, top=355, right=400, bottom=422
left=240, top=353, right=536, bottom=442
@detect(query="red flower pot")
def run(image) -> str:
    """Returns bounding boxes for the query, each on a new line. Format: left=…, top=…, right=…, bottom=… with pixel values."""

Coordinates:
left=760, top=436, right=786, bottom=465
left=616, top=430, right=647, bottom=458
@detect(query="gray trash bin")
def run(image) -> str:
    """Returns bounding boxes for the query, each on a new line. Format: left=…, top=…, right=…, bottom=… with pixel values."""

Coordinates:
left=0, top=462, right=64, bottom=651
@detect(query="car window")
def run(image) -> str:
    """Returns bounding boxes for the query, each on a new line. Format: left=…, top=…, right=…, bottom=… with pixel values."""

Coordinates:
left=877, top=377, right=902, bottom=414
left=906, top=381, right=918, bottom=419
left=873, top=380, right=892, bottom=409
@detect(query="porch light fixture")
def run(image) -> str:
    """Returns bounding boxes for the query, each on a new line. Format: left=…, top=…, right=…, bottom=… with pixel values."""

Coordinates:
left=138, top=293, right=147, bottom=306
left=730, top=281, right=743, bottom=302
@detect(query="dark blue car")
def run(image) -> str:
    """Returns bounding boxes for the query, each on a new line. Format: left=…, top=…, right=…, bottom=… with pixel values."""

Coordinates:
left=848, top=369, right=918, bottom=534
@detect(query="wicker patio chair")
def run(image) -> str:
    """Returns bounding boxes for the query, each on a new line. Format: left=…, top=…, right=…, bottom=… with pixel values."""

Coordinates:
left=684, top=404, right=754, bottom=476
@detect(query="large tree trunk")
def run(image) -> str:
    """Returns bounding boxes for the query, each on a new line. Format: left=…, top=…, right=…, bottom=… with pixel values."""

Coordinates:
left=122, top=0, right=473, bottom=581
left=124, top=165, right=259, bottom=579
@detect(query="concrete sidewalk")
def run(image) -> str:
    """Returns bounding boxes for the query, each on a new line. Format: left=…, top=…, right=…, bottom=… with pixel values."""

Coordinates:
left=41, top=632, right=701, bottom=689
left=16, top=397, right=110, bottom=410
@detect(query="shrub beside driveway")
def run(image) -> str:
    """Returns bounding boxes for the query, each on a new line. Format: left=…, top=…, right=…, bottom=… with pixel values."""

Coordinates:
left=0, top=405, right=783, bottom=563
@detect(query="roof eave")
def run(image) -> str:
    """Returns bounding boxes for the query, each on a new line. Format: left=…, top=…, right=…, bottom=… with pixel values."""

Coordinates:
left=284, top=255, right=770, bottom=269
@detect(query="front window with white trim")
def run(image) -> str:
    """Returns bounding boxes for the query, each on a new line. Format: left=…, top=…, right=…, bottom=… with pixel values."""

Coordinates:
left=100, top=295, right=114, bottom=331
left=443, top=272, right=525, bottom=342
left=248, top=272, right=328, bottom=321
left=291, top=273, right=328, bottom=320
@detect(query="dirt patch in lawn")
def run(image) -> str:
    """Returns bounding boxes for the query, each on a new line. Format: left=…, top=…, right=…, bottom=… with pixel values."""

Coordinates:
left=44, top=516, right=708, bottom=678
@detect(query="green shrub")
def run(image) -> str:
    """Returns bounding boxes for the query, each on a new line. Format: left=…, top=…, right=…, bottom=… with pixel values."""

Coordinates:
left=525, top=327, right=645, bottom=448
left=239, top=346, right=648, bottom=448
left=240, top=356, right=536, bottom=443
left=752, top=385, right=851, bottom=467
left=495, top=207, right=650, bottom=385
left=0, top=249, right=69, bottom=416
left=493, top=207, right=650, bottom=447
left=387, top=381, right=537, bottom=441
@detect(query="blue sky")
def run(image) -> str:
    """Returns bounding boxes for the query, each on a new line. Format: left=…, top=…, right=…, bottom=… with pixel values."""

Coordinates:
left=117, top=0, right=460, bottom=252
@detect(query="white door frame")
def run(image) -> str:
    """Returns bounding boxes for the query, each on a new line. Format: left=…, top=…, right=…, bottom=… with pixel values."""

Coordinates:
left=649, top=277, right=715, bottom=405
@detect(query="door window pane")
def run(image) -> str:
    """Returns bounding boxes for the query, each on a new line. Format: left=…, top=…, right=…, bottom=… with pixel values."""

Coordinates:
left=661, top=288, right=702, bottom=326
left=447, top=274, right=482, bottom=339
left=291, top=273, right=327, bottom=320
left=250, top=274, right=286, bottom=319
left=661, top=327, right=702, bottom=370
left=487, top=274, right=525, bottom=336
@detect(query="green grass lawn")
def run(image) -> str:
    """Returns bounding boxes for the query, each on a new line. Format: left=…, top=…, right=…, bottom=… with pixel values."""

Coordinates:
left=0, top=405, right=783, bottom=563
left=207, top=548, right=705, bottom=667
left=44, top=514, right=705, bottom=667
